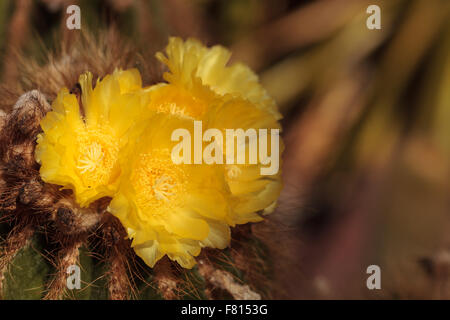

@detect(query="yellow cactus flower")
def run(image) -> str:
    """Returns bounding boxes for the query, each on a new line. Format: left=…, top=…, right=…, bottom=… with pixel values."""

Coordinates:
left=148, top=37, right=284, bottom=223
left=35, top=69, right=151, bottom=207
left=108, top=114, right=232, bottom=268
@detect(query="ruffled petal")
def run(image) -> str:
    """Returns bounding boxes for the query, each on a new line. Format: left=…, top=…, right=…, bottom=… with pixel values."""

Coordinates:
left=157, top=37, right=282, bottom=119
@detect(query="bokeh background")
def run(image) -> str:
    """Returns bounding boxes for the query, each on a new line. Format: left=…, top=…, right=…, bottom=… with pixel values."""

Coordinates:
left=0, top=0, right=449, bottom=299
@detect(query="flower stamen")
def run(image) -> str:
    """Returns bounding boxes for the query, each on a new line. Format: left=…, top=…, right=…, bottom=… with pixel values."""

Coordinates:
left=77, top=142, right=105, bottom=174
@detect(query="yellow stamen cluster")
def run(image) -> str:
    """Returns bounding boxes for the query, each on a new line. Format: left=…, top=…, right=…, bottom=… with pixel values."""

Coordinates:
left=76, top=128, right=119, bottom=187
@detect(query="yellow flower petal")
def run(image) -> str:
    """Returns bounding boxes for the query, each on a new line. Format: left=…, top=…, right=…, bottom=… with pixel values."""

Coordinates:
left=165, top=209, right=210, bottom=240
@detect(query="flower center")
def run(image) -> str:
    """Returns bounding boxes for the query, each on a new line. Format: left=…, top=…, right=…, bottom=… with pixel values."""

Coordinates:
left=77, top=142, right=104, bottom=174
left=76, top=128, right=119, bottom=187
left=132, top=150, right=186, bottom=213
left=152, top=175, right=175, bottom=201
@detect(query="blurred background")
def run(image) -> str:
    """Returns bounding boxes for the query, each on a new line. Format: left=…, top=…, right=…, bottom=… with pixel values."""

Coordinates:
left=0, top=0, right=449, bottom=299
